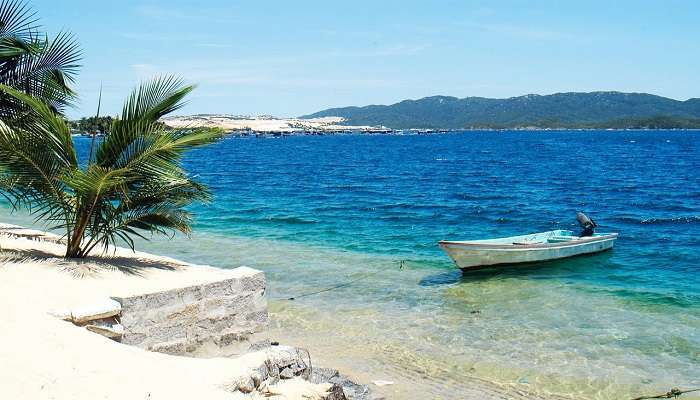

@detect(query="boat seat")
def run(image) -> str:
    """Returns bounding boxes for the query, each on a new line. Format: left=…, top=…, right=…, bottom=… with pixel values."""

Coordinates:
left=547, top=236, right=579, bottom=243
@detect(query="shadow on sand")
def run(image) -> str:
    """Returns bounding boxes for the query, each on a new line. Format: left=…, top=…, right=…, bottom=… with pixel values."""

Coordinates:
left=2, top=247, right=180, bottom=277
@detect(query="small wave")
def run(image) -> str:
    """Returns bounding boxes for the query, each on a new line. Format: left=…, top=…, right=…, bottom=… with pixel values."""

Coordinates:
left=362, top=203, right=414, bottom=211
left=237, top=207, right=269, bottom=214
left=586, top=287, right=700, bottom=309
left=221, top=215, right=319, bottom=225
left=613, top=215, right=700, bottom=225
left=325, top=184, right=367, bottom=190
left=378, top=215, right=416, bottom=222
left=219, top=215, right=251, bottom=223
left=263, top=216, right=319, bottom=225
left=366, top=203, right=453, bottom=212
left=454, top=193, right=515, bottom=201
left=640, top=216, right=700, bottom=225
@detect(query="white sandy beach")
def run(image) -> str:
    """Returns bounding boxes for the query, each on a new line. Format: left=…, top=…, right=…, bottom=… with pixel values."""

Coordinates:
left=0, top=224, right=338, bottom=400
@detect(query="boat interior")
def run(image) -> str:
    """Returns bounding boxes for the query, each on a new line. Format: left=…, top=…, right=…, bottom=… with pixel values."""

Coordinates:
left=464, top=230, right=600, bottom=245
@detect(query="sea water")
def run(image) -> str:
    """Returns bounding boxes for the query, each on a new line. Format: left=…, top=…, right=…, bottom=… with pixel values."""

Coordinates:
left=3, top=131, right=698, bottom=399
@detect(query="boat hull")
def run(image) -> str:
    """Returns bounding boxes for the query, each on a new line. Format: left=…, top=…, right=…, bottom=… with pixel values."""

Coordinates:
left=439, top=232, right=617, bottom=270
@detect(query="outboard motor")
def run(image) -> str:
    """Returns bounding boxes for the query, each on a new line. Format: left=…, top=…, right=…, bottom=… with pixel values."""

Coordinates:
left=576, top=212, right=597, bottom=237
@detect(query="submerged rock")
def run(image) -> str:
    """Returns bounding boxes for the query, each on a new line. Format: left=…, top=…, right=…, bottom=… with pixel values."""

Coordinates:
left=280, top=367, right=296, bottom=379
left=236, top=376, right=256, bottom=393
left=310, top=367, right=340, bottom=384
left=324, top=383, right=348, bottom=400
left=310, top=368, right=372, bottom=400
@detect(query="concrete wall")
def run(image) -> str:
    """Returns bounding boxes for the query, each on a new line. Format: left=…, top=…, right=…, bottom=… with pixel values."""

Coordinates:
left=113, top=267, right=268, bottom=356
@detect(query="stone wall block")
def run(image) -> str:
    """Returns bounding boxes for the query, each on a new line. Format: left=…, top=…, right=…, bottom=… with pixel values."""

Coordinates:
left=113, top=269, right=268, bottom=354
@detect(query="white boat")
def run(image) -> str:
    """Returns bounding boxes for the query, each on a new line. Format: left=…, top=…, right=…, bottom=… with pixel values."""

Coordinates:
left=439, top=230, right=618, bottom=270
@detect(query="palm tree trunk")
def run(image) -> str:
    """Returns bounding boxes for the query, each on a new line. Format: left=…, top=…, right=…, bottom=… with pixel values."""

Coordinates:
left=65, top=210, right=90, bottom=258
left=65, top=230, right=85, bottom=258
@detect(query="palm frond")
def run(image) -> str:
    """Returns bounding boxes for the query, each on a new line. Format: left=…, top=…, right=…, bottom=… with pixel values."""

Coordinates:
left=123, top=76, right=193, bottom=122
left=96, top=76, right=199, bottom=169
left=0, top=84, right=77, bottom=231
left=0, top=0, right=38, bottom=41
left=0, top=1, right=80, bottom=115
left=0, top=74, right=219, bottom=258
left=6, top=31, right=81, bottom=110
left=0, top=83, right=77, bottom=161
left=0, top=35, right=35, bottom=58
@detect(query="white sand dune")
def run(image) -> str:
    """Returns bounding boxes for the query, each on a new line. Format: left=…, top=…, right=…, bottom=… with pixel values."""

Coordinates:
left=161, top=114, right=380, bottom=132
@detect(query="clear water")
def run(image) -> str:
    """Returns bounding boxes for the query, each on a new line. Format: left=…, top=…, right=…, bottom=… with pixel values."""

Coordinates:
left=3, top=131, right=699, bottom=399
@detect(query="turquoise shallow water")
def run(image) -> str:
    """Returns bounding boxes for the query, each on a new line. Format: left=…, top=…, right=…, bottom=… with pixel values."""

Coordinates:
left=3, top=131, right=699, bottom=399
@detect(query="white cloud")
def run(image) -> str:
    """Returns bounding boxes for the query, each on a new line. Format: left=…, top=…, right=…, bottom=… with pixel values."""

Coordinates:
left=462, top=22, right=570, bottom=41
left=147, top=62, right=397, bottom=89
left=130, top=63, right=160, bottom=80
left=196, top=43, right=234, bottom=49
left=327, top=44, right=430, bottom=58
left=132, top=4, right=235, bottom=24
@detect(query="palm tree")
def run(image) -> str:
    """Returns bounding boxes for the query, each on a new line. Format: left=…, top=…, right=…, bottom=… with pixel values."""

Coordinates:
left=0, top=76, right=223, bottom=258
left=0, top=0, right=81, bottom=116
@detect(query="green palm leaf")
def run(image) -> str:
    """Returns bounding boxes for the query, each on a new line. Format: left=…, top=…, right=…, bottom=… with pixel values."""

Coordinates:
left=0, top=3, right=216, bottom=258
left=0, top=83, right=75, bottom=233
left=0, top=1, right=81, bottom=116
left=0, top=75, right=221, bottom=258
left=0, top=0, right=38, bottom=40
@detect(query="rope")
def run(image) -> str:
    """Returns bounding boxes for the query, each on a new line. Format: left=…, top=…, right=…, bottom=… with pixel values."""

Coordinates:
left=631, top=388, right=700, bottom=400
left=282, top=260, right=405, bottom=301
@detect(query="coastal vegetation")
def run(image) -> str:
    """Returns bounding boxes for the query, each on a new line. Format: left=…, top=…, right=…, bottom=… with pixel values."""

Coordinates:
left=303, top=92, right=700, bottom=129
left=68, top=117, right=228, bottom=136
left=169, top=125, right=225, bottom=136
left=0, top=1, right=222, bottom=258
left=0, top=78, right=222, bottom=258
left=69, top=116, right=114, bottom=134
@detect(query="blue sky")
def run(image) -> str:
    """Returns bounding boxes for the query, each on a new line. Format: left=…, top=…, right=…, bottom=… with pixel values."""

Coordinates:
left=31, top=0, right=700, bottom=118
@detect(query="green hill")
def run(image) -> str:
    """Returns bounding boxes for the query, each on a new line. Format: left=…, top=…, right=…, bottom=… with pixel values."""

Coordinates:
left=301, top=92, right=700, bottom=129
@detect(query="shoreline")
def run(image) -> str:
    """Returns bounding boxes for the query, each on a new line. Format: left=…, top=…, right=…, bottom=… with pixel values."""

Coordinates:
left=0, top=220, right=575, bottom=400
left=128, top=229, right=700, bottom=400
left=1, top=218, right=695, bottom=400
left=0, top=222, right=371, bottom=400
left=156, top=114, right=700, bottom=136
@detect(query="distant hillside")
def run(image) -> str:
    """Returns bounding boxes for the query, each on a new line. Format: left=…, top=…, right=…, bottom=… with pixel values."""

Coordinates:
left=301, top=92, right=700, bottom=129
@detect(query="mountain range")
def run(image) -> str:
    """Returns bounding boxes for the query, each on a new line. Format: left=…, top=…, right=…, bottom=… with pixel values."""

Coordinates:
left=301, top=92, right=700, bottom=129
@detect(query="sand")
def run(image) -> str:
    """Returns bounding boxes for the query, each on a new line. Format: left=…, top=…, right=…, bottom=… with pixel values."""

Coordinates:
left=0, top=225, right=332, bottom=399
left=160, top=114, right=379, bottom=132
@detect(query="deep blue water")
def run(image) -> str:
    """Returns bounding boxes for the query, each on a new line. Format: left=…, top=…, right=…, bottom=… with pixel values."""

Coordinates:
left=171, top=131, right=700, bottom=306
left=21, top=131, right=700, bottom=397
